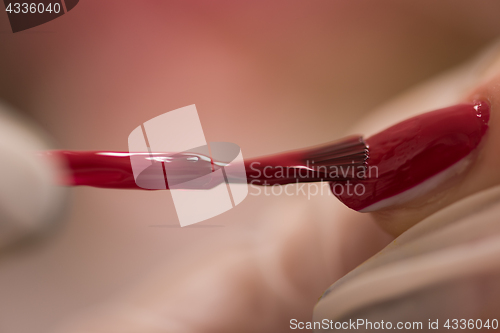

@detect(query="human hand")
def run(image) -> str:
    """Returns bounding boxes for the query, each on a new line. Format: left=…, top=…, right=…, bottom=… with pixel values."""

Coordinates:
left=0, top=103, right=66, bottom=252
left=53, top=34, right=500, bottom=333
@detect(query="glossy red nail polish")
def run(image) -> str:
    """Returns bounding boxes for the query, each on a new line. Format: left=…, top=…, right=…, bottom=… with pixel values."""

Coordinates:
left=49, top=151, right=142, bottom=189
left=50, top=137, right=369, bottom=190
left=331, top=101, right=490, bottom=211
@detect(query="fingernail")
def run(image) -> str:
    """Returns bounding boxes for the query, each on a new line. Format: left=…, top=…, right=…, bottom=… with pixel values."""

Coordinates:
left=331, top=101, right=490, bottom=211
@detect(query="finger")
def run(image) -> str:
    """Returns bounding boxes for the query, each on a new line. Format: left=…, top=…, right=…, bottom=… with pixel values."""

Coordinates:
left=314, top=39, right=500, bottom=330
left=0, top=102, right=67, bottom=252
left=337, top=41, right=500, bottom=236
left=54, top=195, right=391, bottom=333
left=314, top=185, right=500, bottom=326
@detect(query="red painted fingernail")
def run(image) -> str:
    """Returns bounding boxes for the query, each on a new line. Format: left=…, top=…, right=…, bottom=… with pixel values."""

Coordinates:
left=331, top=101, right=490, bottom=211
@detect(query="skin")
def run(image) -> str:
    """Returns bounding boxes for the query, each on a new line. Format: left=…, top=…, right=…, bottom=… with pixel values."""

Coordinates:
left=54, top=37, right=500, bottom=333
left=369, top=61, right=500, bottom=236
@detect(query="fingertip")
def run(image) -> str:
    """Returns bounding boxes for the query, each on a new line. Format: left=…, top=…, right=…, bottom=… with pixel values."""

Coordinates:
left=0, top=103, right=68, bottom=250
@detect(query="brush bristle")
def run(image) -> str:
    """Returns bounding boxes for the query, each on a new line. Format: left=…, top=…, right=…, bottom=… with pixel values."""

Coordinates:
left=301, top=135, right=368, bottom=176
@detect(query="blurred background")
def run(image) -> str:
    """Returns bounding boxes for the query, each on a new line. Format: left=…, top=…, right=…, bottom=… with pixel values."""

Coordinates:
left=1, top=1, right=500, bottom=332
